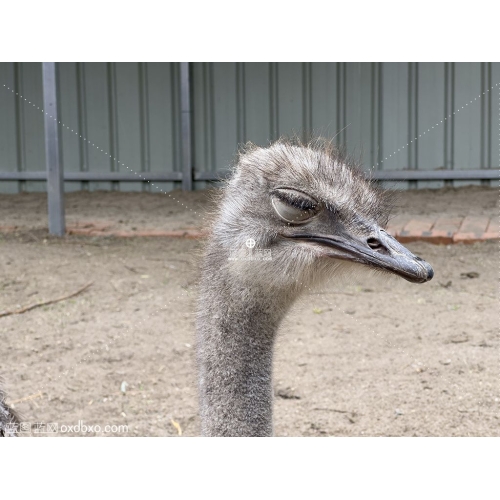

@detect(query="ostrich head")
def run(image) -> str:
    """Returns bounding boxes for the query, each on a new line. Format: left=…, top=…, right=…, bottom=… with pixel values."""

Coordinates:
left=211, top=139, right=433, bottom=293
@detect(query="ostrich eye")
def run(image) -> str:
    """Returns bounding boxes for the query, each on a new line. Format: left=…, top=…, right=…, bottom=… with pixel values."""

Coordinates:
left=271, top=188, right=319, bottom=224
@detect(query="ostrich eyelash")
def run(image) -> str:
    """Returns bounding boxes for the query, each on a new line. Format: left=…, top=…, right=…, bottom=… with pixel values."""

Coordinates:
left=271, top=188, right=318, bottom=211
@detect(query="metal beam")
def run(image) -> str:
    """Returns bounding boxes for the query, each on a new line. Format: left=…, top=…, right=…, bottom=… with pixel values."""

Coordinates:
left=180, top=62, right=193, bottom=190
left=42, top=62, right=65, bottom=236
left=370, top=169, right=499, bottom=181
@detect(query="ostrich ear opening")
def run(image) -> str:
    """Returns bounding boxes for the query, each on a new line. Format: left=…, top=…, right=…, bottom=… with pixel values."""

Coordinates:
left=271, top=188, right=320, bottom=224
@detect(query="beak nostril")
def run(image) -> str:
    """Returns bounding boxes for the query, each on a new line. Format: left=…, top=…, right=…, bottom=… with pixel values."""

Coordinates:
left=367, top=237, right=383, bottom=250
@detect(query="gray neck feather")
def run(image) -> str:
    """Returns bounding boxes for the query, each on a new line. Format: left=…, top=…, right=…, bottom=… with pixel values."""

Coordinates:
left=196, top=240, right=296, bottom=436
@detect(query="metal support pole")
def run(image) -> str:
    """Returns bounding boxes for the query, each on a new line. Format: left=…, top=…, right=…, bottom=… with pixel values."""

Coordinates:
left=180, top=62, right=193, bottom=191
left=42, top=62, right=65, bottom=236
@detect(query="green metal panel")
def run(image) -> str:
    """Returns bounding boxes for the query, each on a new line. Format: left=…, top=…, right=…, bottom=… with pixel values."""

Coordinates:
left=490, top=62, right=500, bottom=184
left=212, top=63, right=239, bottom=171
left=59, top=62, right=83, bottom=192
left=344, top=62, right=379, bottom=169
left=82, top=62, right=113, bottom=191
left=243, top=62, right=272, bottom=145
left=380, top=63, right=409, bottom=171
left=276, top=62, right=305, bottom=138
left=192, top=62, right=215, bottom=174
left=310, top=62, right=340, bottom=140
left=114, top=62, right=142, bottom=192
left=146, top=62, right=180, bottom=193
left=0, top=63, right=18, bottom=193
left=19, top=63, right=45, bottom=193
left=454, top=62, right=482, bottom=169
left=416, top=62, right=446, bottom=190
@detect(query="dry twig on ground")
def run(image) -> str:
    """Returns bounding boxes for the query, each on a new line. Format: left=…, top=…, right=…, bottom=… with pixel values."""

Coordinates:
left=0, top=282, right=93, bottom=318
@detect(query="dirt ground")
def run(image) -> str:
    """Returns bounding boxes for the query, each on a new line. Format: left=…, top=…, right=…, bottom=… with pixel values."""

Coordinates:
left=0, top=186, right=498, bottom=436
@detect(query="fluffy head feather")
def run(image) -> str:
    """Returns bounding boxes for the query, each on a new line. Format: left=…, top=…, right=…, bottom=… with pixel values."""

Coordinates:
left=203, top=137, right=394, bottom=293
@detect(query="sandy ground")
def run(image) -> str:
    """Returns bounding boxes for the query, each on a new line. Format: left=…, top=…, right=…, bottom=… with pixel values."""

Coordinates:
left=0, top=186, right=498, bottom=436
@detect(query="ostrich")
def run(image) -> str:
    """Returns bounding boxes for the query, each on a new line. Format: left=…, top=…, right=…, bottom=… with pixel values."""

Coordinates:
left=0, top=379, right=20, bottom=437
left=196, top=138, right=433, bottom=437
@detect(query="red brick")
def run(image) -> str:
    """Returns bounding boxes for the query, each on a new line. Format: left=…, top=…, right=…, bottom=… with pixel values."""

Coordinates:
left=104, top=229, right=206, bottom=239
left=452, top=216, right=492, bottom=244
left=65, top=224, right=206, bottom=239
left=67, top=221, right=112, bottom=235
left=398, top=218, right=436, bottom=242
left=432, top=217, right=463, bottom=236
left=386, top=215, right=412, bottom=237
left=486, top=216, right=498, bottom=235
left=402, top=218, right=435, bottom=233
left=135, top=229, right=205, bottom=239
left=458, top=216, right=490, bottom=235
left=423, top=216, right=464, bottom=244
left=482, top=233, right=500, bottom=240
left=67, top=227, right=94, bottom=236
left=0, top=225, right=18, bottom=233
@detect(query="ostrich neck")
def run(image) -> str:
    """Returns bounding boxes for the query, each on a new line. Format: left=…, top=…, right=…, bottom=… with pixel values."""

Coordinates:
left=197, top=251, right=293, bottom=437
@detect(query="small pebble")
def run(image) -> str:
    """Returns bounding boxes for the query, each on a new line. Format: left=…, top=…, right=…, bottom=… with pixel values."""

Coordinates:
left=460, top=271, right=479, bottom=279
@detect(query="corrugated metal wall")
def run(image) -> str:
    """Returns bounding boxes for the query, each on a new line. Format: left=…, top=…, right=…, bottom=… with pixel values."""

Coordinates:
left=0, top=62, right=181, bottom=193
left=192, top=62, right=499, bottom=189
left=0, top=62, right=498, bottom=193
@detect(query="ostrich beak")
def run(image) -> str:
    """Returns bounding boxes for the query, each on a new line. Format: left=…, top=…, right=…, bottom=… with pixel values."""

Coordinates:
left=285, top=228, right=434, bottom=284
